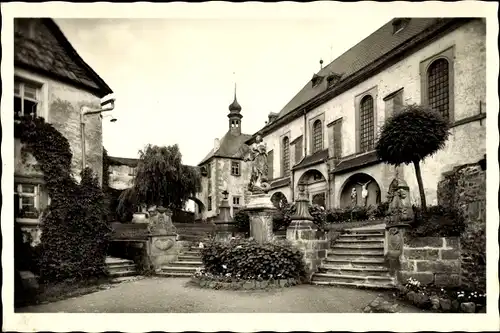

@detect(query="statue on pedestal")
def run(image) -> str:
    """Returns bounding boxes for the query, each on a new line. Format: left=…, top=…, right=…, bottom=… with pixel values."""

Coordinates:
left=149, top=206, right=177, bottom=235
left=386, top=178, right=413, bottom=226
left=244, top=135, right=270, bottom=194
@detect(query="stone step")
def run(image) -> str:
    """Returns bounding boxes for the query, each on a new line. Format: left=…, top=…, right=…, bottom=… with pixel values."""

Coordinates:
left=338, top=234, right=384, bottom=242
left=107, top=264, right=136, bottom=273
left=171, top=260, right=203, bottom=267
left=108, top=269, right=137, bottom=278
left=324, top=257, right=386, bottom=268
left=161, top=265, right=200, bottom=272
left=335, top=236, right=384, bottom=244
left=181, top=250, right=202, bottom=255
left=311, top=280, right=396, bottom=289
left=345, top=228, right=385, bottom=235
left=105, top=257, right=134, bottom=265
left=312, top=272, right=395, bottom=286
left=156, top=271, right=193, bottom=278
left=320, top=265, right=391, bottom=277
left=178, top=255, right=202, bottom=261
left=329, top=249, right=384, bottom=256
left=110, top=276, right=141, bottom=284
left=333, top=243, right=384, bottom=250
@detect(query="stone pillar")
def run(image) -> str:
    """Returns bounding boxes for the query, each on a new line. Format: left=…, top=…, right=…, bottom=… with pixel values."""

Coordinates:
left=147, top=206, right=179, bottom=270
left=286, top=182, right=329, bottom=281
left=384, top=177, right=413, bottom=280
left=214, top=190, right=238, bottom=243
left=244, top=193, right=276, bottom=244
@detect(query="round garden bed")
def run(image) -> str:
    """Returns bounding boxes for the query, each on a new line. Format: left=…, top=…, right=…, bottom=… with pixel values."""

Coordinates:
left=191, top=275, right=300, bottom=290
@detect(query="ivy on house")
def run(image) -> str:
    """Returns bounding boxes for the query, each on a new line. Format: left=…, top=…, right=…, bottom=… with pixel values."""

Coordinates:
left=15, top=116, right=110, bottom=282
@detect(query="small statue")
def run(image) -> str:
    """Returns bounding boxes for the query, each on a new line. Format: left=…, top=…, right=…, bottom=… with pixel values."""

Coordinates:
left=244, top=134, right=270, bottom=194
left=149, top=206, right=177, bottom=234
left=351, top=187, right=357, bottom=207
left=386, top=178, right=414, bottom=225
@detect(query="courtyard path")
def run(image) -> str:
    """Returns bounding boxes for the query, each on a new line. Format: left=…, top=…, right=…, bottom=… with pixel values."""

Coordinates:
left=18, top=277, right=423, bottom=313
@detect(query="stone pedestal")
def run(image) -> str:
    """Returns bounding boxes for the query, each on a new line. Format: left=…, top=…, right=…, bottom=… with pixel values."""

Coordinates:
left=285, top=182, right=329, bottom=281
left=148, top=233, right=178, bottom=269
left=213, top=190, right=238, bottom=243
left=245, top=193, right=276, bottom=244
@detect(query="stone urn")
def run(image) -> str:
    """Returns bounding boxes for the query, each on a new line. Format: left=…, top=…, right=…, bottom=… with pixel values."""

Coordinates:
left=132, top=212, right=148, bottom=224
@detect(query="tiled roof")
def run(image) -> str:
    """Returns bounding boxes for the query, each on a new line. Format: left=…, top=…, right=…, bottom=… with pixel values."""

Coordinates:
left=332, top=151, right=380, bottom=174
left=271, top=18, right=441, bottom=122
left=108, top=156, right=139, bottom=167
left=293, top=149, right=329, bottom=170
left=198, top=131, right=253, bottom=166
left=14, top=18, right=113, bottom=98
left=270, top=177, right=291, bottom=189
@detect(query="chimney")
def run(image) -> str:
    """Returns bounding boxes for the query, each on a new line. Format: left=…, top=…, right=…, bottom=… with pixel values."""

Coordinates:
left=214, top=138, right=220, bottom=151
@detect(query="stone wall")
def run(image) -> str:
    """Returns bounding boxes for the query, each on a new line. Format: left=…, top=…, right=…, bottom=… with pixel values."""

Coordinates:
left=286, top=228, right=329, bottom=280
left=437, top=159, right=486, bottom=290
left=399, top=237, right=461, bottom=287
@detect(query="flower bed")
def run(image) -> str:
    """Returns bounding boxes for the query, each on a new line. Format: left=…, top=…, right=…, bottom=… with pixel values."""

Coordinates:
left=396, top=278, right=486, bottom=313
left=191, top=270, right=300, bottom=290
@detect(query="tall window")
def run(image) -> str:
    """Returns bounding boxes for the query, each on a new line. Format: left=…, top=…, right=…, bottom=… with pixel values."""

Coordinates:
left=15, top=80, right=40, bottom=119
left=359, top=95, right=375, bottom=153
left=207, top=196, right=212, bottom=211
left=312, top=120, right=323, bottom=153
left=15, top=183, right=40, bottom=219
left=427, top=58, right=450, bottom=120
left=231, top=161, right=240, bottom=176
left=282, top=137, right=290, bottom=177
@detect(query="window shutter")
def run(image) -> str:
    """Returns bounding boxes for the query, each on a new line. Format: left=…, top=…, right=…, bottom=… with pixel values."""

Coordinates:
left=267, top=150, right=274, bottom=180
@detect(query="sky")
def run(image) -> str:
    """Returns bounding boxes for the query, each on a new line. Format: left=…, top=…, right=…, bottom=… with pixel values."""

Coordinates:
left=55, top=16, right=391, bottom=166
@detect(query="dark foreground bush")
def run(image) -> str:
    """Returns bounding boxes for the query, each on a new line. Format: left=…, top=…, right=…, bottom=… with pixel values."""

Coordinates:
left=201, top=238, right=306, bottom=281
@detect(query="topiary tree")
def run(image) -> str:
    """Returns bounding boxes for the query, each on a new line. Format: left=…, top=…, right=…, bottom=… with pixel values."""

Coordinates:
left=376, top=104, right=450, bottom=211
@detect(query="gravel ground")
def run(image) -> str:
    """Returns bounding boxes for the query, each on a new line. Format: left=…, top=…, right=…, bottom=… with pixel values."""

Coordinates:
left=18, top=277, right=423, bottom=313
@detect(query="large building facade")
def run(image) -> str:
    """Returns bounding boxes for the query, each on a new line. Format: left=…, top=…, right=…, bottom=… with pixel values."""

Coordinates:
left=13, top=18, right=114, bottom=242
left=194, top=18, right=486, bottom=215
left=250, top=17, right=486, bottom=210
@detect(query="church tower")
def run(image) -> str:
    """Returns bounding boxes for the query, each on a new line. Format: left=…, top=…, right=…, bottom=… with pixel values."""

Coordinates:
left=228, top=84, right=242, bottom=136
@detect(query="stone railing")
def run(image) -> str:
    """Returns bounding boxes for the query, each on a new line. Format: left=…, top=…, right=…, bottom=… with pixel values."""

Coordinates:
left=398, top=237, right=461, bottom=287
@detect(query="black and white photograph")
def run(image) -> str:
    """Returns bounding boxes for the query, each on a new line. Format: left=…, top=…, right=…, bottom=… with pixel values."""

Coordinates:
left=2, top=1, right=498, bottom=332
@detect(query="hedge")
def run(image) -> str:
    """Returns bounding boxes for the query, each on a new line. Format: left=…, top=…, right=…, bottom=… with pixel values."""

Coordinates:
left=201, top=238, right=306, bottom=281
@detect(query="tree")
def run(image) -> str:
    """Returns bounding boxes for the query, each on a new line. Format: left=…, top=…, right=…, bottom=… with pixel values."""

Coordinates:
left=375, top=104, right=450, bottom=211
left=122, top=144, right=201, bottom=210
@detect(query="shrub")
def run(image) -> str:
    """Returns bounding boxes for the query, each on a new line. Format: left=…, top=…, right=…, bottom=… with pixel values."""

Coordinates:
left=409, top=205, right=466, bottom=238
left=233, top=210, right=250, bottom=232
left=201, top=238, right=306, bottom=280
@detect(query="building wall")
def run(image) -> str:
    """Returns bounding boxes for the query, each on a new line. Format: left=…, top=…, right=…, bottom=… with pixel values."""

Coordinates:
left=217, top=158, right=252, bottom=217
left=15, top=67, right=104, bottom=183
left=108, top=164, right=135, bottom=190
left=260, top=19, right=486, bottom=209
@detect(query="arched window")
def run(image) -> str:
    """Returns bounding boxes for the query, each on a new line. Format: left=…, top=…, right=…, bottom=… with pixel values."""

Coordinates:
left=427, top=58, right=450, bottom=119
left=282, top=137, right=290, bottom=177
left=359, top=95, right=375, bottom=153
left=312, top=119, right=323, bottom=153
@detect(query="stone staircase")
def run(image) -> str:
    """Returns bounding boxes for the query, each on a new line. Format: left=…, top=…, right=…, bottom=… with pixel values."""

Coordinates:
left=106, top=256, right=139, bottom=282
left=311, top=226, right=396, bottom=289
left=158, top=245, right=204, bottom=277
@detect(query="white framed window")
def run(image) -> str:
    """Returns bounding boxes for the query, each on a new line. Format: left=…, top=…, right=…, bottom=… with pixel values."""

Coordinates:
left=231, top=161, right=240, bottom=176
left=232, top=196, right=241, bottom=206
left=15, top=183, right=40, bottom=220
left=15, top=79, right=41, bottom=119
